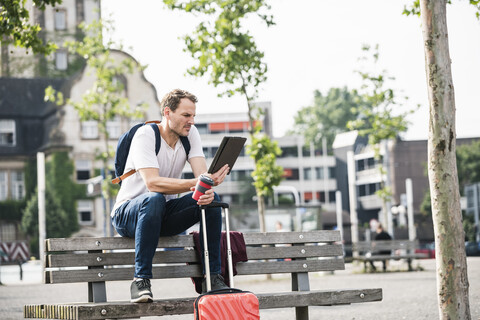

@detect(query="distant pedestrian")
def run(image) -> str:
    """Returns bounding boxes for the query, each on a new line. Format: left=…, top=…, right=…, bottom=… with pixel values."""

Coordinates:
left=370, top=224, right=392, bottom=272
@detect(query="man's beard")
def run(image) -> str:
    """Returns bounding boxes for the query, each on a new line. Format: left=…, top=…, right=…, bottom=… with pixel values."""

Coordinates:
left=172, top=125, right=190, bottom=137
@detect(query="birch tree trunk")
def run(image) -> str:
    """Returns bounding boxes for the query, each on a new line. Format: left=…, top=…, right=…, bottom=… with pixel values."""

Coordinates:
left=420, top=1, right=470, bottom=318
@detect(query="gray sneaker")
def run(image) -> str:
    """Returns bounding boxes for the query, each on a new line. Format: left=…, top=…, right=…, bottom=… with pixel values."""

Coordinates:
left=130, top=278, right=153, bottom=303
left=202, top=274, right=229, bottom=293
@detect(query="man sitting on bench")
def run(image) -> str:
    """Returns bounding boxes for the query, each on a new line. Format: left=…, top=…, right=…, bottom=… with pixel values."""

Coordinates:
left=111, top=89, right=230, bottom=303
left=370, top=223, right=392, bottom=272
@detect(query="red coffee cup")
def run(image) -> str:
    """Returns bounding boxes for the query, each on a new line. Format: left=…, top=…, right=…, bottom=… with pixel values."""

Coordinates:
left=192, top=174, right=214, bottom=201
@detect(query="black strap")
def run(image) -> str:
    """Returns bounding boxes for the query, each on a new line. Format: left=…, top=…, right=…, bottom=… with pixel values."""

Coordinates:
left=150, top=123, right=161, bottom=154
left=149, top=123, right=190, bottom=157
left=180, top=136, right=191, bottom=157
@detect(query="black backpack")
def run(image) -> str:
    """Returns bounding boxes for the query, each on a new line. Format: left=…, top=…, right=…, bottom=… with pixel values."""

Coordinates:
left=111, top=121, right=191, bottom=185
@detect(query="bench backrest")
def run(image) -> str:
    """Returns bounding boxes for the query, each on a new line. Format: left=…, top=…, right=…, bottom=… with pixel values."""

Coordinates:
left=44, top=230, right=343, bottom=284
left=353, top=240, right=419, bottom=253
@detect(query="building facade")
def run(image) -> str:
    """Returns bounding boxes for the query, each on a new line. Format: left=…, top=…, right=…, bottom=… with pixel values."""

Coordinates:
left=190, top=105, right=338, bottom=211
left=0, top=0, right=165, bottom=240
left=333, top=131, right=479, bottom=241
left=1, top=0, right=100, bottom=78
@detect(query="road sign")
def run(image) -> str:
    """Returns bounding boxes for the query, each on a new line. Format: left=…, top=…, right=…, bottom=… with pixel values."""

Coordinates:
left=0, top=241, right=30, bottom=263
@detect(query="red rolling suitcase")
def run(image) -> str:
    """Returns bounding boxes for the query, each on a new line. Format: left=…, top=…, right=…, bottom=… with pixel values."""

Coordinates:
left=194, top=202, right=260, bottom=320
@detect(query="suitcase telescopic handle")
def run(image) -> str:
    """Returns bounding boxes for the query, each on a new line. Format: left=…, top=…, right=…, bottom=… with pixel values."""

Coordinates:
left=199, top=202, right=229, bottom=209
left=200, top=202, right=234, bottom=291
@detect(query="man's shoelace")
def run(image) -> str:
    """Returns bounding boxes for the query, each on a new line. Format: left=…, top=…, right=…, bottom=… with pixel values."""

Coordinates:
left=136, top=279, right=151, bottom=290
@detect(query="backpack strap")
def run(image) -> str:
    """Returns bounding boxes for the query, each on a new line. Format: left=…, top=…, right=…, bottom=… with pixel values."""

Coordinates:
left=180, top=136, right=191, bottom=157
left=111, top=121, right=190, bottom=184
left=111, top=122, right=161, bottom=184
left=150, top=123, right=161, bottom=154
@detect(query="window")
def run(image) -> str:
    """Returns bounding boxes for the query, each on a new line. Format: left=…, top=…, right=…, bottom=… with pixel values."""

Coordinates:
left=0, top=171, right=7, bottom=201
left=328, top=191, right=336, bottom=201
left=107, top=117, right=121, bottom=139
left=112, top=75, right=127, bottom=94
left=358, top=184, right=367, bottom=197
left=357, top=159, right=365, bottom=171
left=81, top=120, right=99, bottom=139
left=304, top=167, right=328, bottom=180
left=211, top=147, right=219, bottom=158
left=54, top=9, right=66, bottom=30
left=55, top=49, right=68, bottom=70
left=230, top=170, right=249, bottom=181
left=77, top=200, right=94, bottom=225
left=227, top=122, right=247, bottom=133
left=202, top=147, right=209, bottom=158
left=279, top=146, right=298, bottom=158
left=196, top=124, right=208, bottom=134
left=283, top=168, right=299, bottom=181
left=328, top=167, right=336, bottom=179
left=358, top=183, right=381, bottom=197
left=303, top=168, right=312, bottom=180
left=76, top=159, right=91, bottom=181
left=10, top=170, right=24, bottom=200
left=0, top=120, right=15, bottom=146
left=0, top=223, right=16, bottom=242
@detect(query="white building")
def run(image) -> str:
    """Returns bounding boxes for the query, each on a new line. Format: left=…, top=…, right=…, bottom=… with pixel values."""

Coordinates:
left=189, top=103, right=338, bottom=211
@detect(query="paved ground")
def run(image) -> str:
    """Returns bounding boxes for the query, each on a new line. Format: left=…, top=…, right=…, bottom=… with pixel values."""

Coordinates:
left=1, top=257, right=479, bottom=319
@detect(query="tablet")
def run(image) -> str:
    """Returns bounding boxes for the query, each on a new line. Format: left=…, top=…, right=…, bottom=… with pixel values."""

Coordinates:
left=208, top=136, right=247, bottom=174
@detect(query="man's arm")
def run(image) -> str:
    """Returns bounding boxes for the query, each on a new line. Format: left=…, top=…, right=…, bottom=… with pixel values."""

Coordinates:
left=138, top=158, right=229, bottom=204
left=138, top=168, right=196, bottom=195
left=189, top=156, right=208, bottom=178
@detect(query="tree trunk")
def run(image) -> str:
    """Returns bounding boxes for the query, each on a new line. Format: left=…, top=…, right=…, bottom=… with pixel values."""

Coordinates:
left=257, top=193, right=266, bottom=233
left=420, top=1, right=471, bottom=319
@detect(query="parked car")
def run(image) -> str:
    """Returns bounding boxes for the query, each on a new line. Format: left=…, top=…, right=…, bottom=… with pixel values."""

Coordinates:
left=465, top=241, right=480, bottom=256
left=415, top=242, right=435, bottom=259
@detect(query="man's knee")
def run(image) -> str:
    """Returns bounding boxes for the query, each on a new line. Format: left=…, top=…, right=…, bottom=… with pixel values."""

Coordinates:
left=147, top=192, right=166, bottom=207
left=141, top=192, right=166, bottom=220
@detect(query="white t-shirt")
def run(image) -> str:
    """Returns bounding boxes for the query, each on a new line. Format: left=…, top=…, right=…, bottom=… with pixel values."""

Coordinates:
left=111, top=124, right=204, bottom=216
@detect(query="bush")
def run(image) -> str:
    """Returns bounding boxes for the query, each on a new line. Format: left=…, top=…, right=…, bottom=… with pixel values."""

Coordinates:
left=21, top=188, right=70, bottom=258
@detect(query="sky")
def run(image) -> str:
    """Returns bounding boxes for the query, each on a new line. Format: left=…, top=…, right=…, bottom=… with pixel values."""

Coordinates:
left=101, top=0, right=480, bottom=140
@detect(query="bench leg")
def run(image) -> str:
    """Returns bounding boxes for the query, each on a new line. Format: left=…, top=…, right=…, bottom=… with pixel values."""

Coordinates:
left=292, top=272, right=310, bottom=320
left=88, top=281, right=107, bottom=303
left=407, top=258, right=413, bottom=271
left=88, top=249, right=107, bottom=303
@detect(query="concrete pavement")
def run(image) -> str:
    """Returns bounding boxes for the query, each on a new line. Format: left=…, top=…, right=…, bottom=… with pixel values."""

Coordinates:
left=1, top=257, right=479, bottom=319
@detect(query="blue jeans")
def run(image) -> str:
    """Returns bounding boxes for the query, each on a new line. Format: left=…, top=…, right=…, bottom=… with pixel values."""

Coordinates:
left=112, top=192, right=222, bottom=279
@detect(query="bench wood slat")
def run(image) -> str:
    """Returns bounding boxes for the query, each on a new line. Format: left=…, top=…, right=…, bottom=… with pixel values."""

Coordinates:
left=46, top=244, right=343, bottom=268
left=353, top=253, right=428, bottom=261
left=46, top=250, right=197, bottom=268
left=46, top=231, right=341, bottom=252
left=46, top=236, right=194, bottom=252
left=243, top=230, right=341, bottom=245
left=353, top=240, right=420, bottom=252
left=46, top=258, right=345, bottom=283
left=47, top=264, right=203, bottom=283
left=24, top=288, right=382, bottom=319
left=237, top=258, right=345, bottom=275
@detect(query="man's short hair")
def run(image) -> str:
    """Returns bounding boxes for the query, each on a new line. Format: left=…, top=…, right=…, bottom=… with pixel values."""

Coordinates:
left=160, top=89, right=198, bottom=115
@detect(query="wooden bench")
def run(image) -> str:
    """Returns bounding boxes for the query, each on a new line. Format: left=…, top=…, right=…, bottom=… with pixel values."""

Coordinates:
left=24, top=230, right=382, bottom=320
left=352, top=240, right=428, bottom=272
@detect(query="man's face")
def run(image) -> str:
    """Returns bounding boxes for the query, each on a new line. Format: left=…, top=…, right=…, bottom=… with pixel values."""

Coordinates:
left=166, top=98, right=196, bottom=137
